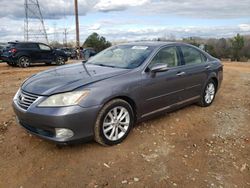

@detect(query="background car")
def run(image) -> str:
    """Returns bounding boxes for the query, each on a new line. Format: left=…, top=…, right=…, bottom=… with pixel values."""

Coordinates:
left=13, top=42, right=223, bottom=146
left=1, top=42, right=68, bottom=67
left=0, top=42, right=8, bottom=62
left=81, top=48, right=97, bottom=60
left=60, top=48, right=77, bottom=59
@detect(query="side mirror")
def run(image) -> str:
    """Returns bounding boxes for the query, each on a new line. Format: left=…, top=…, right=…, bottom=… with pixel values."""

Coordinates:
left=150, top=63, right=169, bottom=73
left=82, top=60, right=87, bottom=63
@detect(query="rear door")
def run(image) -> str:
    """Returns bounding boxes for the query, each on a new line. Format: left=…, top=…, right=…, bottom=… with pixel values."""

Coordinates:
left=178, top=45, right=209, bottom=100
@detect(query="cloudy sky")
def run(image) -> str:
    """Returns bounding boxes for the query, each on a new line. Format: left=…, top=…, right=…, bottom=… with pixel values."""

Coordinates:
left=0, top=0, right=250, bottom=44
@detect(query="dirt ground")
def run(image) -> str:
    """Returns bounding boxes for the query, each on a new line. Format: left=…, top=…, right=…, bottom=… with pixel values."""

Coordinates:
left=0, top=61, right=249, bottom=188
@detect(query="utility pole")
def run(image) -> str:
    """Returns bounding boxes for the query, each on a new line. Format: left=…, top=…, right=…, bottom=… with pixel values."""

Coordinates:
left=74, top=0, right=80, bottom=48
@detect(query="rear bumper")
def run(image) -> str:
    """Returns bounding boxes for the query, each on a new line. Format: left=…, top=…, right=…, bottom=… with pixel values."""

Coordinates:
left=13, top=100, right=101, bottom=144
left=1, top=55, right=16, bottom=63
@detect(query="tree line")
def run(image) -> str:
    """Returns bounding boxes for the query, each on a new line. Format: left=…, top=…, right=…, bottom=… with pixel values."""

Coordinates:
left=172, top=34, right=249, bottom=62
left=50, top=33, right=249, bottom=62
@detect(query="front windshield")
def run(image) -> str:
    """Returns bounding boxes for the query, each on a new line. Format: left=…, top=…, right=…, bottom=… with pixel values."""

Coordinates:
left=87, top=45, right=154, bottom=69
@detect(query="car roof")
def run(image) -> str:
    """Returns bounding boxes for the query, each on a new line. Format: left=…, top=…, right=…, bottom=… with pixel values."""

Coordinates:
left=8, top=41, right=46, bottom=45
left=118, top=41, right=190, bottom=48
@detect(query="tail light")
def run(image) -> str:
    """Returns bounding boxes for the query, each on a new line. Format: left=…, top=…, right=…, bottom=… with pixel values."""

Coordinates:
left=9, top=48, right=17, bottom=53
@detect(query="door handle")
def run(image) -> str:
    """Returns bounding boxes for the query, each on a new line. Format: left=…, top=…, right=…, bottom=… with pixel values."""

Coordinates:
left=176, top=71, right=186, bottom=76
left=205, top=65, right=211, bottom=69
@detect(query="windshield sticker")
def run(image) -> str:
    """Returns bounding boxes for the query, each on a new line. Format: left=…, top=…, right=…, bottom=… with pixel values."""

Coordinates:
left=131, top=46, right=148, bottom=50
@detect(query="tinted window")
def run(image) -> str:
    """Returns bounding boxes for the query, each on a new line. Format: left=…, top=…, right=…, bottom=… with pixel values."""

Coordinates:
left=181, top=46, right=204, bottom=65
left=149, top=46, right=179, bottom=68
left=16, top=43, right=38, bottom=49
left=25, top=43, right=38, bottom=49
left=38, top=44, right=51, bottom=51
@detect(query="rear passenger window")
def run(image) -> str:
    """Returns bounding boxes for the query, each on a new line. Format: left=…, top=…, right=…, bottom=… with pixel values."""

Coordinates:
left=181, top=46, right=205, bottom=65
left=39, top=44, right=51, bottom=51
left=25, top=43, right=38, bottom=49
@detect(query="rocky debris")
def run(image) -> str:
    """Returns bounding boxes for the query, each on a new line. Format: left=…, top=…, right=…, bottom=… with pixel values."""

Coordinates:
left=141, top=153, right=159, bottom=162
left=133, top=177, right=139, bottom=182
left=121, top=180, right=128, bottom=184
left=240, top=163, right=248, bottom=172
left=103, top=163, right=110, bottom=168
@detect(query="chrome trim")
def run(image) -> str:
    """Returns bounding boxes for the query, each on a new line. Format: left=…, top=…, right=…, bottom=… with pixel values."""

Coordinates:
left=141, top=96, right=200, bottom=118
left=185, top=84, right=201, bottom=90
left=17, top=90, right=40, bottom=110
left=146, top=89, right=185, bottom=101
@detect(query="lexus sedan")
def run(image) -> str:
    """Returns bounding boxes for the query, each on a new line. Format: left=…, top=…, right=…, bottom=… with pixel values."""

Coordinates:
left=13, top=42, right=223, bottom=146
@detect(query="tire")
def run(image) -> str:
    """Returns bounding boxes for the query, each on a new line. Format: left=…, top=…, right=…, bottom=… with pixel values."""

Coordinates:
left=56, top=56, right=65, bottom=65
left=7, top=62, right=13, bottom=66
left=94, top=99, right=134, bottom=146
left=18, top=56, right=30, bottom=68
left=198, top=79, right=216, bottom=107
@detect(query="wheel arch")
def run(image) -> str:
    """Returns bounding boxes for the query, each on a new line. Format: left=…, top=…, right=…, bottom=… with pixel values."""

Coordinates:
left=103, top=95, right=137, bottom=122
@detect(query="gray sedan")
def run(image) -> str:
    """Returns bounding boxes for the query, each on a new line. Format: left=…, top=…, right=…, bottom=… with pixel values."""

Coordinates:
left=13, top=42, right=223, bottom=146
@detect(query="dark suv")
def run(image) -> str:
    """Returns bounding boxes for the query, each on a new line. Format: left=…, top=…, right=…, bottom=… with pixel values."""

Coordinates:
left=1, top=42, right=68, bottom=67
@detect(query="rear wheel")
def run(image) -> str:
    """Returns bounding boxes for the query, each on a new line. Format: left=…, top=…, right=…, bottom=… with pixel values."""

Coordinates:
left=56, top=56, right=65, bottom=65
left=94, top=99, right=134, bottom=146
left=18, top=56, right=30, bottom=68
left=198, top=79, right=216, bottom=107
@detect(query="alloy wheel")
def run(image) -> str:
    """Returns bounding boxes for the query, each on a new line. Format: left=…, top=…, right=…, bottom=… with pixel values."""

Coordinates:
left=19, top=57, right=30, bottom=68
left=56, top=56, right=65, bottom=65
left=102, top=106, right=130, bottom=141
left=204, top=83, right=215, bottom=104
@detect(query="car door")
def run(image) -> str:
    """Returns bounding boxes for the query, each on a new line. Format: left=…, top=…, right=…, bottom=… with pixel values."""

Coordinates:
left=178, top=45, right=209, bottom=100
left=25, top=43, right=41, bottom=62
left=38, top=43, right=54, bottom=62
left=139, top=46, right=190, bottom=117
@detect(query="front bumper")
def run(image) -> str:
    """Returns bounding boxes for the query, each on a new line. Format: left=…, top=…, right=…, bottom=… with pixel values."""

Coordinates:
left=13, top=100, right=101, bottom=144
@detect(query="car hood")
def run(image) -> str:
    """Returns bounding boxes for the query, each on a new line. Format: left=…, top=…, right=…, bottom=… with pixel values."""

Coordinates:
left=21, top=63, right=130, bottom=95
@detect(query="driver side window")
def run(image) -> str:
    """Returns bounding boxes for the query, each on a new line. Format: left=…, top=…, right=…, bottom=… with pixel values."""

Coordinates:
left=149, top=46, right=179, bottom=69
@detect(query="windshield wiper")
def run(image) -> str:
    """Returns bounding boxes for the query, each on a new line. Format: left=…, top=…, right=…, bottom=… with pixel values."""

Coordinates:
left=95, top=63, right=116, bottom=68
left=82, top=61, right=91, bottom=77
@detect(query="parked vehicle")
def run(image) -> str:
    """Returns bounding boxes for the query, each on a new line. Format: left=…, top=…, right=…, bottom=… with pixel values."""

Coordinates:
left=1, top=42, right=68, bottom=67
left=60, top=48, right=77, bottom=59
left=0, top=43, right=8, bottom=62
left=81, top=48, right=97, bottom=60
left=13, top=42, right=223, bottom=146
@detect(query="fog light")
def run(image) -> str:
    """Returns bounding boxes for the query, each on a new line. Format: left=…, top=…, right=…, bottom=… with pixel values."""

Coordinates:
left=55, top=128, right=74, bottom=139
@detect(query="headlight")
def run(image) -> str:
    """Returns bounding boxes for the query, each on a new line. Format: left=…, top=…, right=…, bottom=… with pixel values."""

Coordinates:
left=38, top=90, right=89, bottom=107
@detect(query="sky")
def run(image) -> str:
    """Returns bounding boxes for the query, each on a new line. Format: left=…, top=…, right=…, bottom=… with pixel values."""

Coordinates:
left=0, top=0, right=250, bottom=44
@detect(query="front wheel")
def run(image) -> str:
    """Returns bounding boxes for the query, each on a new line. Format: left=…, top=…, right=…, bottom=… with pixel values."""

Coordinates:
left=56, top=56, right=65, bottom=65
left=198, top=80, right=216, bottom=107
left=94, top=99, right=134, bottom=146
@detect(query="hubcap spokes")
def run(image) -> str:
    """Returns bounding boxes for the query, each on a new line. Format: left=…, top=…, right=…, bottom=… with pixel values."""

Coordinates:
left=103, top=106, right=130, bottom=141
left=21, top=58, right=29, bottom=67
left=205, top=83, right=215, bottom=104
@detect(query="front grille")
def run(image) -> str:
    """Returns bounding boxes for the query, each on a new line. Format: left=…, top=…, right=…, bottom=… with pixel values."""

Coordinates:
left=17, top=90, right=39, bottom=110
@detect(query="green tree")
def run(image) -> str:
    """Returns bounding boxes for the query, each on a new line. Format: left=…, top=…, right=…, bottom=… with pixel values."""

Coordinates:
left=231, top=33, right=244, bottom=61
left=83, top=33, right=112, bottom=52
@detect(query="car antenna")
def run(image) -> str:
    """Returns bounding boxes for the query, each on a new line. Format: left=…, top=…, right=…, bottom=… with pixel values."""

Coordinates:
left=82, top=60, right=91, bottom=77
